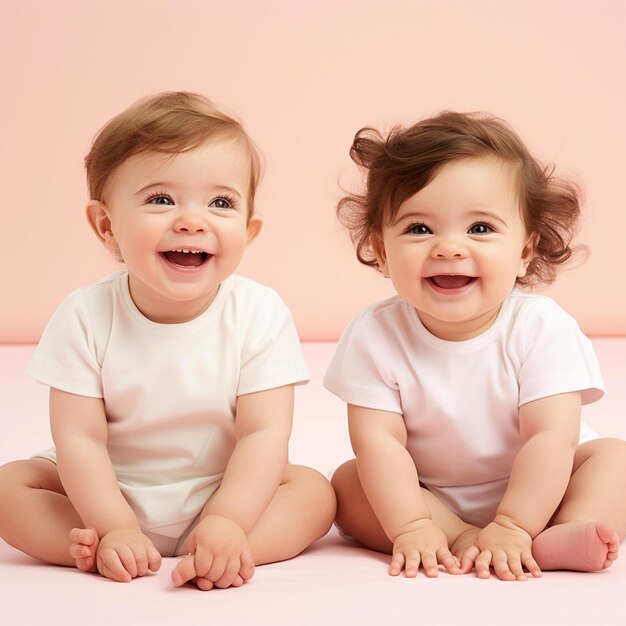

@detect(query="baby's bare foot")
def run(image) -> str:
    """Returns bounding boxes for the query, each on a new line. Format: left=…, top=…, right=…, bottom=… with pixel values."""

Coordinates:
left=69, top=527, right=99, bottom=573
left=533, top=522, right=620, bottom=572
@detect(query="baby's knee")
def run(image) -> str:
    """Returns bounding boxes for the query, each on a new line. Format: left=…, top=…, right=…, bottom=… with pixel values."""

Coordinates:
left=580, top=437, right=626, bottom=460
left=0, top=459, right=30, bottom=489
left=601, top=437, right=626, bottom=456
left=286, top=465, right=337, bottom=521
left=600, top=438, right=626, bottom=469
left=290, top=464, right=335, bottom=495
left=330, top=459, right=357, bottom=493
left=0, top=458, right=62, bottom=492
left=0, top=461, right=33, bottom=527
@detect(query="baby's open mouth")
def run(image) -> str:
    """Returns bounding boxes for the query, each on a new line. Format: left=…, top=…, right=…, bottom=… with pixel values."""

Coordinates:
left=161, top=249, right=210, bottom=268
left=427, top=275, right=476, bottom=289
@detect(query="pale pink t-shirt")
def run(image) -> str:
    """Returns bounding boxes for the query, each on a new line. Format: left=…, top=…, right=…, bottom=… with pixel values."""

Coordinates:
left=324, top=290, right=604, bottom=527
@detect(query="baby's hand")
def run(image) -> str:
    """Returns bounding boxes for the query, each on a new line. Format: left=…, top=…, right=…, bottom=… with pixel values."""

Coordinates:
left=96, top=527, right=162, bottom=582
left=449, top=526, right=481, bottom=574
left=389, top=519, right=461, bottom=578
left=171, top=515, right=255, bottom=590
left=467, top=517, right=541, bottom=581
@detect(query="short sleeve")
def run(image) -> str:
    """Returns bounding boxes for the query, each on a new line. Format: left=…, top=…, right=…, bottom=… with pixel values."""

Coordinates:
left=324, top=308, right=403, bottom=414
left=27, top=290, right=104, bottom=398
left=237, top=290, right=309, bottom=395
left=517, top=298, right=604, bottom=406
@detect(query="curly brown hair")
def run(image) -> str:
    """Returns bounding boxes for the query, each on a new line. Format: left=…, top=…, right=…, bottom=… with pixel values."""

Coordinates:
left=337, top=111, right=584, bottom=287
left=85, top=91, right=262, bottom=218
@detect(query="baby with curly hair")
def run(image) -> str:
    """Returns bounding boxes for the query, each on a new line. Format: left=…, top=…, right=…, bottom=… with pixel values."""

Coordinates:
left=326, top=111, right=626, bottom=581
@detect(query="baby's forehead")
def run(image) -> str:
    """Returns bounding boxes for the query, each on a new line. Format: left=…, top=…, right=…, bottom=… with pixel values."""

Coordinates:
left=387, top=156, right=521, bottom=216
left=134, top=135, right=252, bottom=167
left=105, top=136, right=254, bottom=193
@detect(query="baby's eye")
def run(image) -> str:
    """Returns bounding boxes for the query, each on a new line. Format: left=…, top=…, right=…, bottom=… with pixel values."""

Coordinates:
left=209, top=196, right=234, bottom=210
left=408, top=223, right=432, bottom=235
left=468, top=222, right=494, bottom=235
left=147, top=194, right=174, bottom=206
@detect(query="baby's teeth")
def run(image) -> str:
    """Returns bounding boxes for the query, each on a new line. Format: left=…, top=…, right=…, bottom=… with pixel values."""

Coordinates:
left=173, top=249, right=201, bottom=253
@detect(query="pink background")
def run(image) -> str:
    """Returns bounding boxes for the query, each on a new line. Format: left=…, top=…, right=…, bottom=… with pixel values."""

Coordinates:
left=1, top=0, right=625, bottom=342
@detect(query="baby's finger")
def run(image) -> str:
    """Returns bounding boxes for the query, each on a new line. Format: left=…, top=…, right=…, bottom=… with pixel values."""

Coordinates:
left=214, top=557, right=242, bottom=589
left=195, top=577, right=214, bottom=591
left=492, top=551, right=516, bottom=581
left=404, top=551, right=422, bottom=578
left=208, top=554, right=228, bottom=583
left=437, top=550, right=462, bottom=575
left=98, top=547, right=132, bottom=582
left=507, top=556, right=527, bottom=581
left=98, top=561, right=121, bottom=582
left=388, top=552, right=406, bottom=577
left=522, top=552, right=542, bottom=578
left=147, top=544, right=162, bottom=573
left=116, top=545, right=139, bottom=579
left=193, top=547, right=213, bottom=578
left=421, top=552, right=439, bottom=578
left=171, top=554, right=197, bottom=587
left=474, top=550, right=492, bottom=579
left=131, top=548, right=149, bottom=577
left=458, top=545, right=479, bottom=574
left=239, top=549, right=255, bottom=581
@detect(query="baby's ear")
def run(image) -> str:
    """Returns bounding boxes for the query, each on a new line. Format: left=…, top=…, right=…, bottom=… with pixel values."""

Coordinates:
left=86, top=200, right=118, bottom=254
left=246, top=215, right=263, bottom=245
left=518, top=232, right=539, bottom=277
left=370, top=234, right=390, bottom=278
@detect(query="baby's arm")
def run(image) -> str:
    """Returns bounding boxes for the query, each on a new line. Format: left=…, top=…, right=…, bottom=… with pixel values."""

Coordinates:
left=171, top=384, right=293, bottom=589
left=50, top=388, right=161, bottom=581
left=469, top=392, right=581, bottom=580
left=348, top=404, right=460, bottom=577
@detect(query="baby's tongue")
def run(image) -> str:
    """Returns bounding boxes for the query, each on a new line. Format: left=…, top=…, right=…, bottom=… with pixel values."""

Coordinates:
left=431, top=275, right=472, bottom=289
left=164, top=251, right=203, bottom=267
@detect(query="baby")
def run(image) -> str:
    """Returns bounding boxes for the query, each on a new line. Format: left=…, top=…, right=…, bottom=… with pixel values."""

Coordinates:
left=325, top=111, right=626, bottom=581
left=0, top=91, right=335, bottom=590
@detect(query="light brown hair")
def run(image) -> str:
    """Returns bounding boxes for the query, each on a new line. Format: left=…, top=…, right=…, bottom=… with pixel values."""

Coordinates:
left=337, top=111, right=584, bottom=287
left=85, top=91, right=262, bottom=216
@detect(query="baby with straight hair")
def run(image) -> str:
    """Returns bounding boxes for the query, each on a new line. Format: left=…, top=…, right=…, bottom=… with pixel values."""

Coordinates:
left=0, top=91, right=335, bottom=590
left=326, top=111, right=626, bottom=580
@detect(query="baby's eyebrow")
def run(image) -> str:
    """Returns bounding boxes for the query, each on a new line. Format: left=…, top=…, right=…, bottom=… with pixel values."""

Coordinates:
left=467, top=210, right=508, bottom=228
left=392, top=211, right=430, bottom=228
left=211, top=185, right=242, bottom=198
left=392, top=209, right=509, bottom=228
left=135, top=182, right=170, bottom=196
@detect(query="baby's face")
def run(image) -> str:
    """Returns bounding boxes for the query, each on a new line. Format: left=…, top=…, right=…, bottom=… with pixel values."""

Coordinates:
left=94, top=137, right=261, bottom=323
left=374, top=157, right=534, bottom=341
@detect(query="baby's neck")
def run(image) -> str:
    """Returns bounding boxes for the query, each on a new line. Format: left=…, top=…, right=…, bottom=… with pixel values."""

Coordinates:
left=416, top=306, right=502, bottom=342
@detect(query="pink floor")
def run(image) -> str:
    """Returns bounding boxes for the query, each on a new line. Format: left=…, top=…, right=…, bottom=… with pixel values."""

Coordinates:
left=1, top=341, right=625, bottom=625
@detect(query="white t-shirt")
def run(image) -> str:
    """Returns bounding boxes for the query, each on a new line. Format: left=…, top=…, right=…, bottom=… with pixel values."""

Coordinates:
left=324, top=290, right=604, bottom=526
left=29, top=271, right=309, bottom=538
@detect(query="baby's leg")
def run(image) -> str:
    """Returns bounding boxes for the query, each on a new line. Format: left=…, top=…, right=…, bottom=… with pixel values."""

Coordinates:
left=0, top=458, right=85, bottom=567
left=533, top=438, right=626, bottom=572
left=331, top=459, right=476, bottom=557
left=233, top=464, right=336, bottom=566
